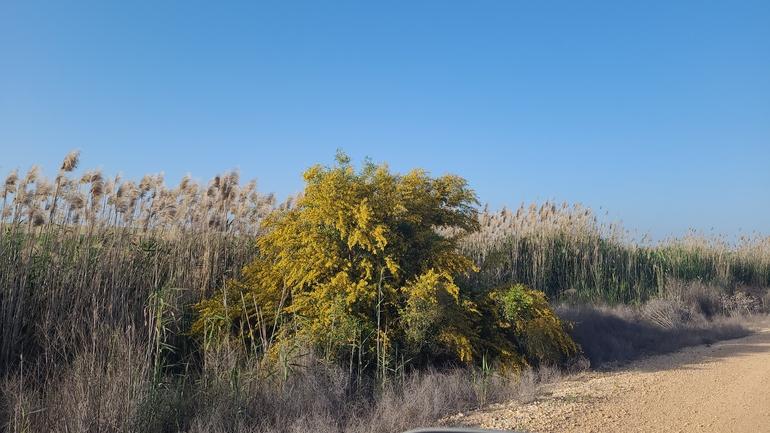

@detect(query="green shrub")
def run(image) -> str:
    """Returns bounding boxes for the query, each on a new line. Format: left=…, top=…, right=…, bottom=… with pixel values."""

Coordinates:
left=496, top=284, right=580, bottom=365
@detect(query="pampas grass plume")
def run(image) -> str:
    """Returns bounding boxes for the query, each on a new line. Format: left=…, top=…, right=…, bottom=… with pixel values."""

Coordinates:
left=4, top=168, right=19, bottom=194
left=60, top=149, right=81, bottom=173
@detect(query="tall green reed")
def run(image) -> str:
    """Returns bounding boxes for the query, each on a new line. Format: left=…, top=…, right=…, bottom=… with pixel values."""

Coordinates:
left=456, top=200, right=770, bottom=304
left=0, top=151, right=277, bottom=376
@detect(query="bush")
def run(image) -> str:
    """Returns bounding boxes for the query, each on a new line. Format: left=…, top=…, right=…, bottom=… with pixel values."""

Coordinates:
left=492, top=284, right=580, bottom=366
left=191, top=154, right=579, bottom=375
left=192, top=152, right=484, bottom=374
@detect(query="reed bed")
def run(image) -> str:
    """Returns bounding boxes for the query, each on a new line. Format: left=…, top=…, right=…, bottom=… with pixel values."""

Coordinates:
left=1, top=153, right=768, bottom=432
left=456, top=200, right=770, bottom=304
left=0, top=150, right=280, bottom=377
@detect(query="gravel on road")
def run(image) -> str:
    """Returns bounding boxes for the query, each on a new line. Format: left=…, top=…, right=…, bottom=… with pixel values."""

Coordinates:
left=445, top=324, right=770, bottom=433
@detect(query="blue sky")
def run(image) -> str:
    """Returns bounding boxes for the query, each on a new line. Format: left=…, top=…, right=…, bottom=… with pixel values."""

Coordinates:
left=1, top=1, right=768, bottom=241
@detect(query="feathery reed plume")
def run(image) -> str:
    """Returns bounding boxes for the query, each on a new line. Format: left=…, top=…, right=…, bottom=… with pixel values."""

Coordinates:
left=116, top=180, right=128, bottom=199
left=32, top=209, right=46, bottom=227
left=60, top=149, right=80, bottom=173
left=207, top=174, right=220, bottom=198
left=4, top=168, right=19, bottom=195
left=153, top=172, right=164, bottom=190
left=34, top=178, right=54, bottom=201
left=222, top=168, right=240, bottom=202
left=80, top=170, right=94, bottom=184
left=18, top=189, right=33, bottom=207
left=89, top=170, right=105, bottom=199
left=183, top=178, right=199, bottom=197
left=104, top=176, right=115, bottom=196
left=24, top=164, right=41, bottom=185
left=68, top=192, right=87, bottom=211
left=179, top=173, right=191, bottom=191
left=239, top=179, right=257, bottom=203
left=138, top=174, right=153, bottom=199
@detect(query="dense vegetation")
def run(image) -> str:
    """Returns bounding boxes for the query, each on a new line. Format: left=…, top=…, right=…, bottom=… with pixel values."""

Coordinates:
left=1, top=151, right=768, bottom=432
left=192, top=153, right=578, bottom=377
left=459, top=201, right=770, bottom=304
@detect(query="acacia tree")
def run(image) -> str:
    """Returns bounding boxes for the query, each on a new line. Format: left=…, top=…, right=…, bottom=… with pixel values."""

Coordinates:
left=192, top=152, right=579, bottom=374
left=193, top=152, right=482, bottom=369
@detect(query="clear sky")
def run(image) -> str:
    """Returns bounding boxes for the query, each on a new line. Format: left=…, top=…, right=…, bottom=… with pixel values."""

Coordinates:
left=1, top=1, right=768, bottom=241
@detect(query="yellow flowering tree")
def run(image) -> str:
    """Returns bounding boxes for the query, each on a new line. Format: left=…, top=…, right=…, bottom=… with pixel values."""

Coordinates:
left=483, top=283, right=580, bottom=366
left=192, top=151, right=482, bottom=372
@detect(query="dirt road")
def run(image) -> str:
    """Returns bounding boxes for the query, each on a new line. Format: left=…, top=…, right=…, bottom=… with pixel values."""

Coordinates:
left=450, top=326, right=770, bottom=433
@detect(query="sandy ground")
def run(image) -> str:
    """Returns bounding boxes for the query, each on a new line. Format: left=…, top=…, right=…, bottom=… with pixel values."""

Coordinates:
left=446, top=326, right=770, bottom=433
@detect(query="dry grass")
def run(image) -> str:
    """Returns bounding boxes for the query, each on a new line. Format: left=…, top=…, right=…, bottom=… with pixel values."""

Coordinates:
left=555, top=280, right=763, bottom=367
left=157, top=350, right=564, bottom=433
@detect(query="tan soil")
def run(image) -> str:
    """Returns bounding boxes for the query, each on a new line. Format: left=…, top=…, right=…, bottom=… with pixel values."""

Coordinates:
left=446, top=326, right=770, bottom=433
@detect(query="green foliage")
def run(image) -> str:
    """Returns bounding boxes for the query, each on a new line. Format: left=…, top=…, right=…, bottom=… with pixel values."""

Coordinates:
left=492, top=284, right=580, bottom=366
left=192, top=152, right=482, bottom=371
